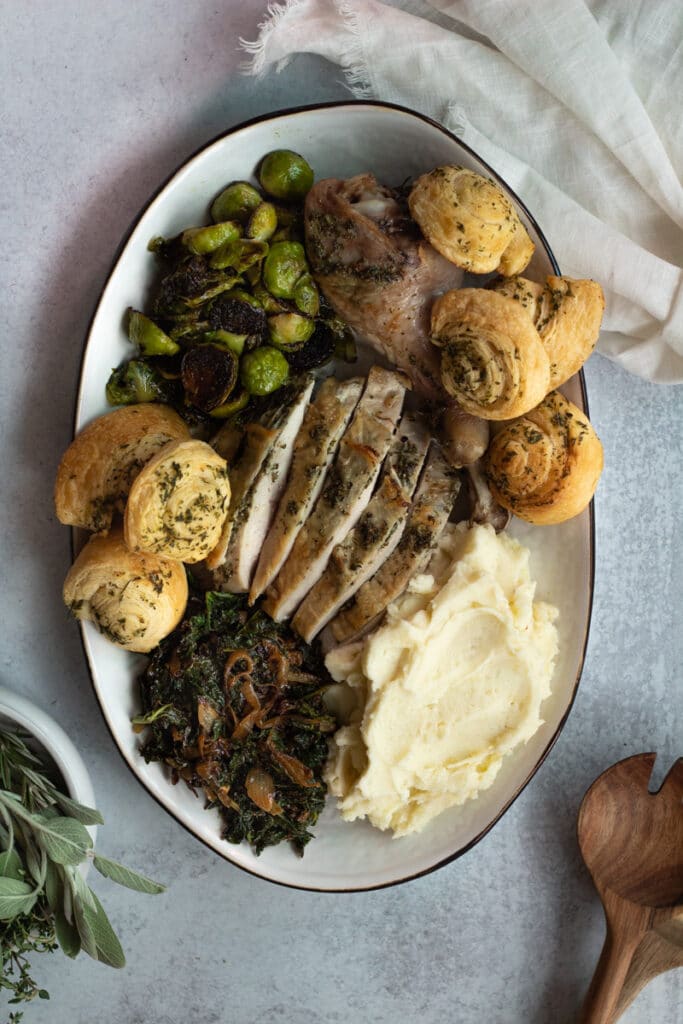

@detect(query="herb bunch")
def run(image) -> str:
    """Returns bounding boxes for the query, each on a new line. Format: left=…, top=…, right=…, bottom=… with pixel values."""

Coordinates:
left=0, top=727, right=164, bottom=1017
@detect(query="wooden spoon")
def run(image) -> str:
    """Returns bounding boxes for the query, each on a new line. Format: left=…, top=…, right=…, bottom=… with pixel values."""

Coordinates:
left=577, top=753, right=683, bottom=1023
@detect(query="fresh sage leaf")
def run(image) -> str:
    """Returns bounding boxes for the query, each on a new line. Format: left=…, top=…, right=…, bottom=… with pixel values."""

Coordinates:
left=0, top=877, right=37, bottom=920
left=83, top=890, right=126, bottom=969
left=93, top=855, right=166, bottom=894
left=54, top=908, right=81, bottom=959
left=53, top=793, right=104, bottom=826
left=72, top=891, right=97, bottom=959
left=44, top=860, right=62, bottom=912
left=0, top=847, right=22, bottom=880
left=35, top=815, right=92, bottom=865
left=70, top=866, right=97, bottom=911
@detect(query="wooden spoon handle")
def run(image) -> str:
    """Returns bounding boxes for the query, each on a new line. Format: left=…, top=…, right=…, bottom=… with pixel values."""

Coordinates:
left=579, top=899, right=651, bottom=1024
left=614, top=929, right=683, bottom=1020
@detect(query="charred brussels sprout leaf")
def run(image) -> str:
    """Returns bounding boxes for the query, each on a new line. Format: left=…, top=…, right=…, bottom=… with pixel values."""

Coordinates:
left=258, top=150, right=314, bottom=202
left=209, top=239, right=268, bottom=273
left=207, top=292, right=266, bottom=341
left=181, top=344, right=238, bottom=411
left=154, top=256, right=239, bottom=316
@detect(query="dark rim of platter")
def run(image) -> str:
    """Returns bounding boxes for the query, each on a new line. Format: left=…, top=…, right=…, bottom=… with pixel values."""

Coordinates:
left=72, top=99, right=595, bottom=894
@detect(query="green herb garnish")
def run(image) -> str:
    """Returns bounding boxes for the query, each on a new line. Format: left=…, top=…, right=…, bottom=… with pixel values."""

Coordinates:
left=0, top=728, right=164, bottom=1016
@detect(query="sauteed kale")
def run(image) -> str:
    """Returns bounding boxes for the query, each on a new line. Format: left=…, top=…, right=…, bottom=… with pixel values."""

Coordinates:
left=135, top=590, right=335, bottom=854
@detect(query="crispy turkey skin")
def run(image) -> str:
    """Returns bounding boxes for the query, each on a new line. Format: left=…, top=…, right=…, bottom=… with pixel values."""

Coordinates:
left=304, top=173, right=463, bottom=400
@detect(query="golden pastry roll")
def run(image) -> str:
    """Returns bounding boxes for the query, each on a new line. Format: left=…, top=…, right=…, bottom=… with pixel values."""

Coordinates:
left=408, top=165, right=534, bottom=276
left=63, top=529, right=187, bottom=653
left=493, top=275, right=605, bottom=388
left=55, top=404, right=190, bottom=532
left=431, top=288, right=550, bottom=420
left=484, top=391, right=604, bottom=524
left=124, top=438, right=230, bottom=563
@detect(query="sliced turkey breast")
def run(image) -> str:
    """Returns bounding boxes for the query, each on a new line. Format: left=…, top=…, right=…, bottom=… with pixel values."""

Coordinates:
left=262, top=365, right=408, bottom=622
left=249, top=375, right=363, bottom=605
left=206, top=379, right=312, bottom=573
left=328, top=444, right=461, bottom=644
left=213, top=378, right=314, bottom=593
left=291, top=412, right=430, bottom=642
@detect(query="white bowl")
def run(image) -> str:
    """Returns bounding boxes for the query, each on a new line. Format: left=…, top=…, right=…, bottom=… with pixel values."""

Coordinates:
left=74, top=101, right=593, bottom=891
left=0, top=686, right=97, bottom=856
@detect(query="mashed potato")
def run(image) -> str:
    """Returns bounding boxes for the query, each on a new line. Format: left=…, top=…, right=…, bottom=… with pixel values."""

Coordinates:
left=324, top=522, right=558, bottom=836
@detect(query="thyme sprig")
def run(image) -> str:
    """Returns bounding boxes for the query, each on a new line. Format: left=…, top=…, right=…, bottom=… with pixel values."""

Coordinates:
left=0, top=727, right=164, bottom=1018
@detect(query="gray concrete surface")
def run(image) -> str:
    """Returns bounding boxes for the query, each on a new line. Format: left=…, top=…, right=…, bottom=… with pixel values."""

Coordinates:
left=0, top=3, right=680, bottom=1022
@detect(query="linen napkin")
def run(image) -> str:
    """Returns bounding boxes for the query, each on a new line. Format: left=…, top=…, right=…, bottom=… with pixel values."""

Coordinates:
left=242, top=0, right=683, bottom=383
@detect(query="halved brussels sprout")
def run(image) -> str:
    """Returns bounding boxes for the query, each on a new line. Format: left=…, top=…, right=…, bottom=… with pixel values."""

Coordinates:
left=209, top=239, right=268, bottom=272
left=251, top=281, right=289, bottom=315
left=268, top=312, right=315, bottom=350
left=262, top=241, right=307, bottom=299
left=210, top=181, right=262, bottom=224
left=181, top=344, right=238, bottom=411
left=293, top=274, right=319, bottom=317
left=207, top=292, right=266, bottom=340
left=258, top=150, right=314, bottom=202
left=182, top=221, right=241, bottom=254
left=240, top=346, right=290, bottom=396
left=106, top=360, right=167, bottom=405
left=128, top=309, right=180, bottom=356
left=246, top=202, right=278, bottom=243
left=286, top=323, right=337, bottom=372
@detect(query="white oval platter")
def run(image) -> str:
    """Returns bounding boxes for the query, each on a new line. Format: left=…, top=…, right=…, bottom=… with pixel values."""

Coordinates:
left=74, top=102, right=594, bottom=891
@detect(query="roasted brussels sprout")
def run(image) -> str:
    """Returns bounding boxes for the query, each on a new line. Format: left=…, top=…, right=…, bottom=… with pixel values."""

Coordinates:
left=209, top=238, right=268, bottom=272
left=210, top=181, right=262, bottom=224
left=246, top=202, right=278, bottom=243
left=286, top=322, right=336, bottom=371
left=207, top=292, right=266, bottom=341
left=154, top=256, right=239, bottom=316
left=268, top=312, right=315, bottom=350
left=262, top=241, right=308, bottom=299
left=106, top=360, right=168, bottom=405
left=240, top=346, right=290, bottom=396
left=208, top=388, right=250, bottom=419
left=258, top=150, right=314, bottom=202
left=128, top=309, right=180, bottom=357
left=202, top=330, right=246, bottom=356
left=181, top=344, right=238, bottom=411
left=182, top=221, right=241, bottom=254
left=293, top=274, right=320, bottom=317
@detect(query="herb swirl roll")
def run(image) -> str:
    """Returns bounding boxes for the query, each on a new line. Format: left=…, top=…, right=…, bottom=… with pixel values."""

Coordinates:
left=484, top=391, right=604, bottom=524
left=431, top=287, right=550, bottom=420
left=63, top=529, right=187, bottom=653
left=124, top=439, right=231, bottom=563
left=408, top=165, right=534, bottom=276
left=54, top=404, right=190, bottom=532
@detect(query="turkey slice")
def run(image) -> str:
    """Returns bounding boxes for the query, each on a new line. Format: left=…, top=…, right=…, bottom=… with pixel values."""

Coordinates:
left=249, top=375, right=363, bottom=604
left=262, top=365, right=408, bottom=622
left=291, top=412, right=430, bottom=642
